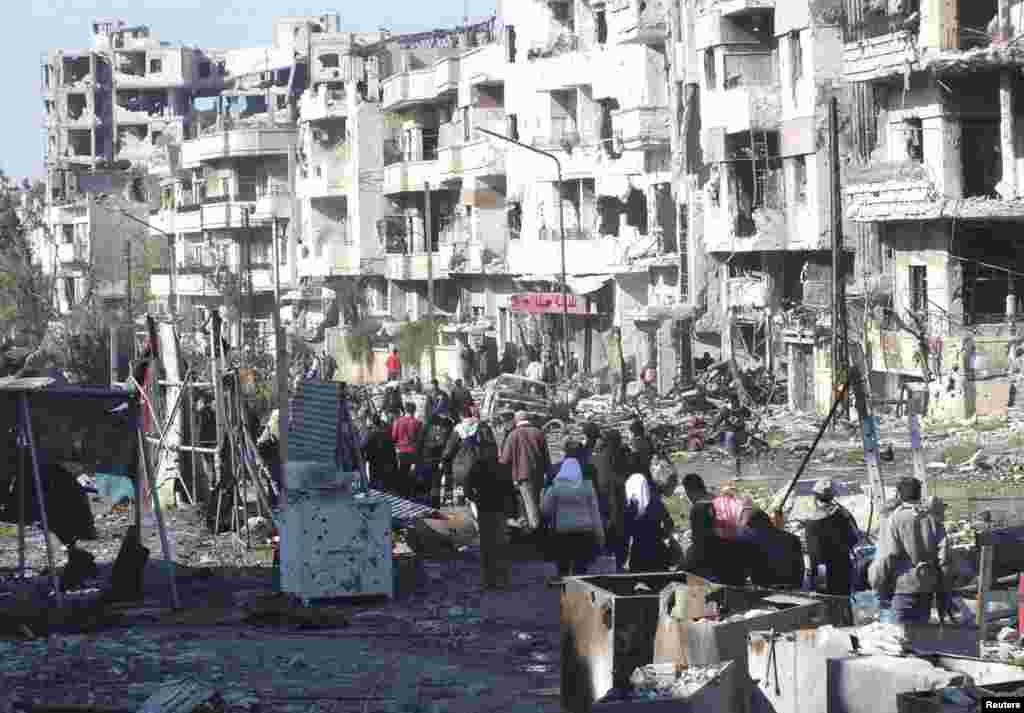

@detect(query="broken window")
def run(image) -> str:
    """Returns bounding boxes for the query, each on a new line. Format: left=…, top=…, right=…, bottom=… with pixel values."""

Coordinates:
left=68, top=130, right=91, bottom=156
left=149, top=57, right=163, bottom=74
left=792, top=155, right=807, bottom=203
left=66, top=94, right=87, bottom=120
left=789, top=31, right=803, bottom=100
left=902, top=118, right=923, bottom=162
left=63, top=278, right=76, bottom=306
left=598, top=98, right=621, bottom=158
left=625, top=188, right=648, bottom=235
left=961, top=119, right=1001, bottom=197
left=704, top=48, right=716, bottom=91
left=63, top=56, right=91, bottom=85
left=909, top=264, right=928, bottom=314
left=596, top=10, right=608, bottom=45
left=199, top=61, right=211, bottom=79
left=319, top=53, right=340, bottom=69
left=117, top=52, right=146, bottom=77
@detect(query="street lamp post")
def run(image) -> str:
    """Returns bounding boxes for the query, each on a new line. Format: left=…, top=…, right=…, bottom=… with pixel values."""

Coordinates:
left=476, top=127, right=570, bottom=376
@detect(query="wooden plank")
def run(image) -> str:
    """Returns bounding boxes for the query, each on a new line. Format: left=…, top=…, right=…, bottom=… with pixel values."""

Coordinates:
left=977, top=544, right=994, bottom=658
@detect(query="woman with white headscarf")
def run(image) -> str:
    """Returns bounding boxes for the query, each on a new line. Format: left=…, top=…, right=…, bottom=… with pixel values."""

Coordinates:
left=622, top=472, right=674, bottom=573
left=541, top=441, right=605, bottom=578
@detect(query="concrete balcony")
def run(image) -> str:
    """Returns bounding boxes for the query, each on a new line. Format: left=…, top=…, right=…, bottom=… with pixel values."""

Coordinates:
left=435, top=56, right=460, bottom=95
left=299, top=88, right=349, bottom=123
left=708, top=84, right=781, bottom=133
left=381, top=68, right=438, bottom=112
left=843, top=31, right=918, bottom=84
left=383, top=160, right=439, bottom=194
left=713, top=0, right=774, bottom=17
left=386, top=251, right=450, bottom=281
left=461, top=44, right=506, bottom=85
left=438, top=140, right=506, bottom=179
left=613, top=106, right=670, bottom=150
left=844, top=161, right=943, bottom=223
left=180, top=126, right=296, bottom=168
left=57, top=241, right=89, bottom=265
left=606, top=0, right=669, bottom=45
left=170, top=201, right=257, bottom=232
left=150, top=268, right=275, bottom=297
left=528, top=35, right=594, bottom=91
left=298, top=170, right=353, bottom=199
left=252, top=187, right=292, bottom=223
left=506, top=235, right=620, bottom=275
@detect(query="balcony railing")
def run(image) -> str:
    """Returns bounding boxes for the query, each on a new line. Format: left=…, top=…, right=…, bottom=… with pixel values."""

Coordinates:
left=539, top=225, right=593, bottom=241
left=843, top=12, right=915, bottom=43
left=528, top=33, right=584, bottom=61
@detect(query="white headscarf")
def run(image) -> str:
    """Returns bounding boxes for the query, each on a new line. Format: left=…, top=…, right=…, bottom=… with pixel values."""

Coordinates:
left=555, top=458, right=583, bottom=484
left=625, top=473, right=652, bottom=517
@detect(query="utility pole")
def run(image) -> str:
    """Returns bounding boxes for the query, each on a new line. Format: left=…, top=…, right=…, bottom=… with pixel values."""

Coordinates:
left=271, top=217, right=289, bottom=467
left=124, top=241, right=133, bottom=322
left=829, top=96, right=849, bottom=425
left=243, top=207, right=255, bottom=356
left=424, top=181, right=436, bottom=381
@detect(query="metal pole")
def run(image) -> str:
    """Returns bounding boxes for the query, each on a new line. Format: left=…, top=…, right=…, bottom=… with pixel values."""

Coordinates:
left=425, top=181, right=436, bottom=382
left=829, top=96, right=844, bottom=426
left=16, top=437, right=25, bottom=578
left=137, top=427, right=182, bottom=610
left=272, top=217, right=289, bottom=468
left=475, top=127, right=569, bottom=374
left=19, top=394, right=63, bottom=607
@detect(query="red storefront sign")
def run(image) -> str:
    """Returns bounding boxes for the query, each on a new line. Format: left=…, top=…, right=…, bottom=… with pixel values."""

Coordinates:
left=509, top=292, right=590, bottom=315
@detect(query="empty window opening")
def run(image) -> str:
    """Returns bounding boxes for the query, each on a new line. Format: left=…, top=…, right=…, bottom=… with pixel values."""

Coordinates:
left=704, top=48, right=716, bottom=90
left=149, top=57, right=163, bottom=74
left=475, top=84, right=504, bottom=109
left=68, top=130, right=91, bottom=156
left=550, top=89, right=579, bottom=146
left=319, top=53, right=340, bottom=69
left=63, top=278, right=77, bottom=306
left=598, top=98, right=621, bottom=158
left=792, top=155, right=807, bottom=203
left=596, top=196, right=621, bottom=237
left=723, top=51, right=774, bottom=90
left=312, top=117, right=347, bottom=146
left=654, top=183, right=676, bottom=252
left=909, top=265, right=928, bottom=314
left=62, top=224, right=74, bottom=244
left=558, top=179, right=596, bottom=238
left=902, top=118, right=923, bottom=162
left=198, top=60, right=211, bottom=79
left=789, top=31, right=803, bottom=100
left=66, top=94, right=87, bottom=120
left=63, top=56, right=91, bottom=85
left=953, top=226, right=1023, bottom=324
left=596, top=10, right=608, bottom=44
left=726, top=131, right=781, bottom=237
left=625, top=188, right=648, bottom=235
left=961, top=119, right=1001, bottom=197
left=117, top=51, right=146, bottom=77
left=960, top=0, right=998, bottom=50
left=117, top=89, right=167, bottom=117
left=552, top=1, right=573, bottom=31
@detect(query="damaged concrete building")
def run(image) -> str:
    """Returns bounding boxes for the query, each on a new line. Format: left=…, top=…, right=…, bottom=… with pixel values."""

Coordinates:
left=843, top=0, right=1023, bottom=419
left=682, top=0, right=854, bottom=413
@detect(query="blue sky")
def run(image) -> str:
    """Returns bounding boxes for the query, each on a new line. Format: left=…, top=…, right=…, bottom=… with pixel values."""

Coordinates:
left=8, top=0, right=487, bottom=181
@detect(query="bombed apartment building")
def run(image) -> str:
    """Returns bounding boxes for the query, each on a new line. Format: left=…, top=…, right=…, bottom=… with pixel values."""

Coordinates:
left=501, top=0, right=684, bottom=386
left=843, top=0, right=1023, bottom=420
left=686, top=0, right=854, bottom=413
left=293, top=29, right=394, bottom=338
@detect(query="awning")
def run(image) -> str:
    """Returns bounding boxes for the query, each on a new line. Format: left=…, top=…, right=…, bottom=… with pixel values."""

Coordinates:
left=566, top=275, right=612, bottom=295
left=283, top=286, right=337, bottom=302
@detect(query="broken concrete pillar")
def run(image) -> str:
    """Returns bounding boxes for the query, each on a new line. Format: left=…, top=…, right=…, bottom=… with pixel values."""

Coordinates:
left=1000, top=70, right=1017, bottom=198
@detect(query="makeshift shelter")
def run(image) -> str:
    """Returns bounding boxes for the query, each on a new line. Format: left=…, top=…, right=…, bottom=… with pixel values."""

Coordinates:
left=0, top=376, right=179, bottom=609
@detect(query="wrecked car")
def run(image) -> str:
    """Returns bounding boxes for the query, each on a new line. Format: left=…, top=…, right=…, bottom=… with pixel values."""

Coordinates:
left=479, top=374, right=553, bottom=425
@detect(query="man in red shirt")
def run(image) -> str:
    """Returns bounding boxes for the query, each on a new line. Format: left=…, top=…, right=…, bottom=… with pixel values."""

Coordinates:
left=391, top=401, right=421, bottom=498
left=385, top=347, right=402, bottom=383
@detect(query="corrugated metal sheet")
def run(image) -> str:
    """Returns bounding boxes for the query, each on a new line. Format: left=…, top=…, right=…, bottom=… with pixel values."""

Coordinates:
left=288, top=380, right=339, bottom=464
left=366, top=489, right=439, bottom=525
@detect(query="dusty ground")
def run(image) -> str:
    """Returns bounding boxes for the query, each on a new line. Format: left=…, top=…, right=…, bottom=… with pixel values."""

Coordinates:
left=1, top=403, right=1021, bottom=712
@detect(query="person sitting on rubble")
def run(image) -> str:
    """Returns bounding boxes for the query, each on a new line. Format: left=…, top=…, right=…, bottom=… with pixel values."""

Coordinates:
left=803, top=478, right=860, bottom=610
left=712, top=392, right=752, bottom=479
left=869, top=477, right=953, bottom=625
left=680, top=473, right=747, bottom=586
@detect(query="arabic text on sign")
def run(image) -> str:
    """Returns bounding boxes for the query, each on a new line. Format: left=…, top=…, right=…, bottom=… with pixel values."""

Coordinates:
left=509, top=292, right=589, bottom=315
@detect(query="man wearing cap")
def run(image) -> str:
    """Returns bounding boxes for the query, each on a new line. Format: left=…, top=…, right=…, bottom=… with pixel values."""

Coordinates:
left=499, top=411, right=551, bottom=533
left=870, top=477, right=952, bottom=624
left=803, top=478, right=860, bottom=624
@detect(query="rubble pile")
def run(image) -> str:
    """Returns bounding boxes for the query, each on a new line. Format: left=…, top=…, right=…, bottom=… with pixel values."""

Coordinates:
left=624, top=661, right=733, bottom=701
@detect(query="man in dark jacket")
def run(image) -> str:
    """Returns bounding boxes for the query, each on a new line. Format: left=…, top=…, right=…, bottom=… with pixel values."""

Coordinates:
left=680, top=473, right=747, bottom=585
left=449, top=378, right=472, bottom=422
left=870, top=477, right=952, bottom=625
left=591, top=430, right=630, bottom=567
left=499, top=411, right=551, bottom=533
left=804, top=478, right=860, bottom=623
left=363, top=415, right=398, bottom=492
left=740, top=510, right=805, bottom=589
left=464, top=421, right=512, bottom=589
